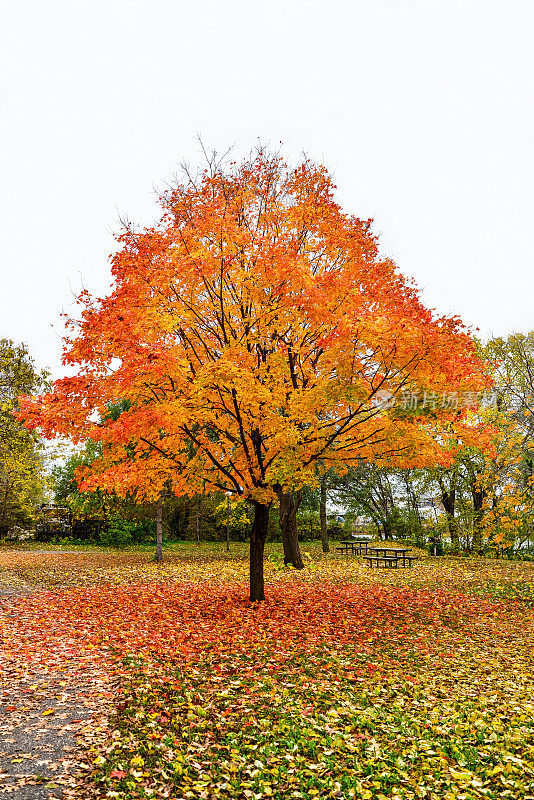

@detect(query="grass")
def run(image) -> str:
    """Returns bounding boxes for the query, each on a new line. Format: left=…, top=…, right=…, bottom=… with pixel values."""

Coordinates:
left=0, top=541, right=533, bottom=799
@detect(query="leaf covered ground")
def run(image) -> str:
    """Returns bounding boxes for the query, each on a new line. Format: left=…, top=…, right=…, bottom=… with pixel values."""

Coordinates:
left=0, top=544, right=533, bottom=800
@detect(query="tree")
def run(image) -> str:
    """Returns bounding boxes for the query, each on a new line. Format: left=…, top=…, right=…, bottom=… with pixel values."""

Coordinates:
left=319, top=471, right=330, bottom=553
left=0, top=339, right=48, bottom=533
left=487, top=332, right=534, bottom=441
left=433, top=466, right=461, bottom=552
left=20, top=150, right=486, bottom=599
left=51, top=439, right=111, bottom=517
left=155, top=492, right=163, bottom=562
left=442, top=336, right=534, bottom=553
left=420, top=394, right=521, bottom=553
left=277, top=488, right=304, bottom=567
left=331, top=462, right=397, bottom=538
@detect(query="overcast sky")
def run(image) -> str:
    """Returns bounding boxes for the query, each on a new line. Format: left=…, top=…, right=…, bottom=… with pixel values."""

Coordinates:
left=1, top=0, right=533, bottom=379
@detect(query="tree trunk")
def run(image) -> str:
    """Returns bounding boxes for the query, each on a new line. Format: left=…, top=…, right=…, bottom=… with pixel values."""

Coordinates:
left=276, top=488, right=304, bottom=568
left=180, top=506, right=190, bottom=538
left=250, top=501, right=269, bottom=602
left=319, top=475, right=329, bottom=553
left=472, top=487, right=486, bottom=553
left=441, top=489, right=459, bottom=553
left=196, top=496, right=202, bottom=542
left=155, top=493, right=163, bottom=563
left=225, top=496, right=230, bottom=552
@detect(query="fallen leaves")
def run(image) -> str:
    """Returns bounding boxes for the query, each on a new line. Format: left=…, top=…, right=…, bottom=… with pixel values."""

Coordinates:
left=1, top=542, right=534, bottom=604
left=0, top=546, right=533, bottom=798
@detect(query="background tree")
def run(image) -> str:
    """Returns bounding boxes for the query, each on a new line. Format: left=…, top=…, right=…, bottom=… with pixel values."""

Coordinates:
left=20, top=150, right=486, bottom=599
left=487, top=332, right=534, bottom=442
left=0, top=339, right=48, bottom=534
left=331, top=462, right=397, bottom=538
left=51, top=440, right=111, bottom=518
left=453, top=336, right=534, bottom=553
left=317, top=466, right=340, bottom=553
left=421, top=463, right=461, bottom=552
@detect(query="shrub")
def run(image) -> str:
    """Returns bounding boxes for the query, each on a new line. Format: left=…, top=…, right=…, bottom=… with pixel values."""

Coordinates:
left=327, top=524, right=344, bottom=540
left=99, top=521, right=134, bottom=548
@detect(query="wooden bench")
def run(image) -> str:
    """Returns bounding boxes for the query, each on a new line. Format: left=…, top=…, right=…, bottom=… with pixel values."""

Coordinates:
left=336, top=539, right=372, bottom=556
left=364, top=555, right=401, bottom=568
left=364, top=555, right=418, bottom=568
left=352, top=544, right=372, bottom=555
left=336, top=544, right=357, bottom=555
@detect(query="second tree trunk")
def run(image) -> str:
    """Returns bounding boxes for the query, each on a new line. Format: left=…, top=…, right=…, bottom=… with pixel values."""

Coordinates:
left=277, top=489, right=304, bottom=569
left=319, top=474, right=329, bottom=553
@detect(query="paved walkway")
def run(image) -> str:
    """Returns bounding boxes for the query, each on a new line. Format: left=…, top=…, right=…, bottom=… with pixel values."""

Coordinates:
left=0, top=576, right=109, bottom=799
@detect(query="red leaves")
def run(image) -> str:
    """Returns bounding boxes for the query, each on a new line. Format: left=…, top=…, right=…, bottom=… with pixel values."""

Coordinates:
left=0, top=579, right=505, bottom=681
left=109, top=769, right=127, bottom=779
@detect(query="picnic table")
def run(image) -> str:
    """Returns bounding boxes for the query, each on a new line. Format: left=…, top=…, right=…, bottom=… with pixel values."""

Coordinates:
left=336, top=539, right=372, bottom=556
left=364, top=547, right=417, bottom=568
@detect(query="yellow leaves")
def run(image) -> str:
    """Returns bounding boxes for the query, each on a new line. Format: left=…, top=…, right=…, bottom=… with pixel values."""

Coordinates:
left=188, top=705, right=207, bottom=718
left=448, top=767, right=473, bottom=782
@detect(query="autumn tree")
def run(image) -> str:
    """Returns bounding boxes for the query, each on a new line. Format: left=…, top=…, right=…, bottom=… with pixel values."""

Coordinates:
left=20, top=150, right=486, bottom=599
left=486, top=332, right=534, bottom=454
left=0, top=339, right=48, bottom=533
left=466, top=335, right=534, bottom=552
left=437, top=336, right=534, bottom=553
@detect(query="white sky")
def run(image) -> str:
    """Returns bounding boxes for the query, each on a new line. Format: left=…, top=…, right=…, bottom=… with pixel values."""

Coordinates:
left=1, top=0, right=533, bottom=379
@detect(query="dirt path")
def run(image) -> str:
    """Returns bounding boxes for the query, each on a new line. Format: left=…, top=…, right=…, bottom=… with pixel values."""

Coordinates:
left=0, top=576, right=109, bottom=799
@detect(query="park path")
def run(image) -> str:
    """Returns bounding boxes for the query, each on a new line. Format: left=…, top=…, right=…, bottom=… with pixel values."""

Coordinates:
left=0, top=574, right=110, bottom=799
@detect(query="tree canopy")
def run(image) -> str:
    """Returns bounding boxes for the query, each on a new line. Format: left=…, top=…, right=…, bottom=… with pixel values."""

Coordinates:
left=20, top=150, right=487, bottom=597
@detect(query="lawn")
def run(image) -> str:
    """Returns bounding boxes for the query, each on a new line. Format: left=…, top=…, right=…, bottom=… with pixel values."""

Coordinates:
left=1, top=542, right=533, bottom=799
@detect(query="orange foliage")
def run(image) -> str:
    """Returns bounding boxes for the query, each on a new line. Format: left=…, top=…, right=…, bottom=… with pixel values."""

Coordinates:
left=20, top=151, right=486, bottom=504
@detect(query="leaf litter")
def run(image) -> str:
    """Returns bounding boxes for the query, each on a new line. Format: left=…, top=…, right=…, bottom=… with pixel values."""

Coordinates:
left=0, top=548, right=533, bottom=799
